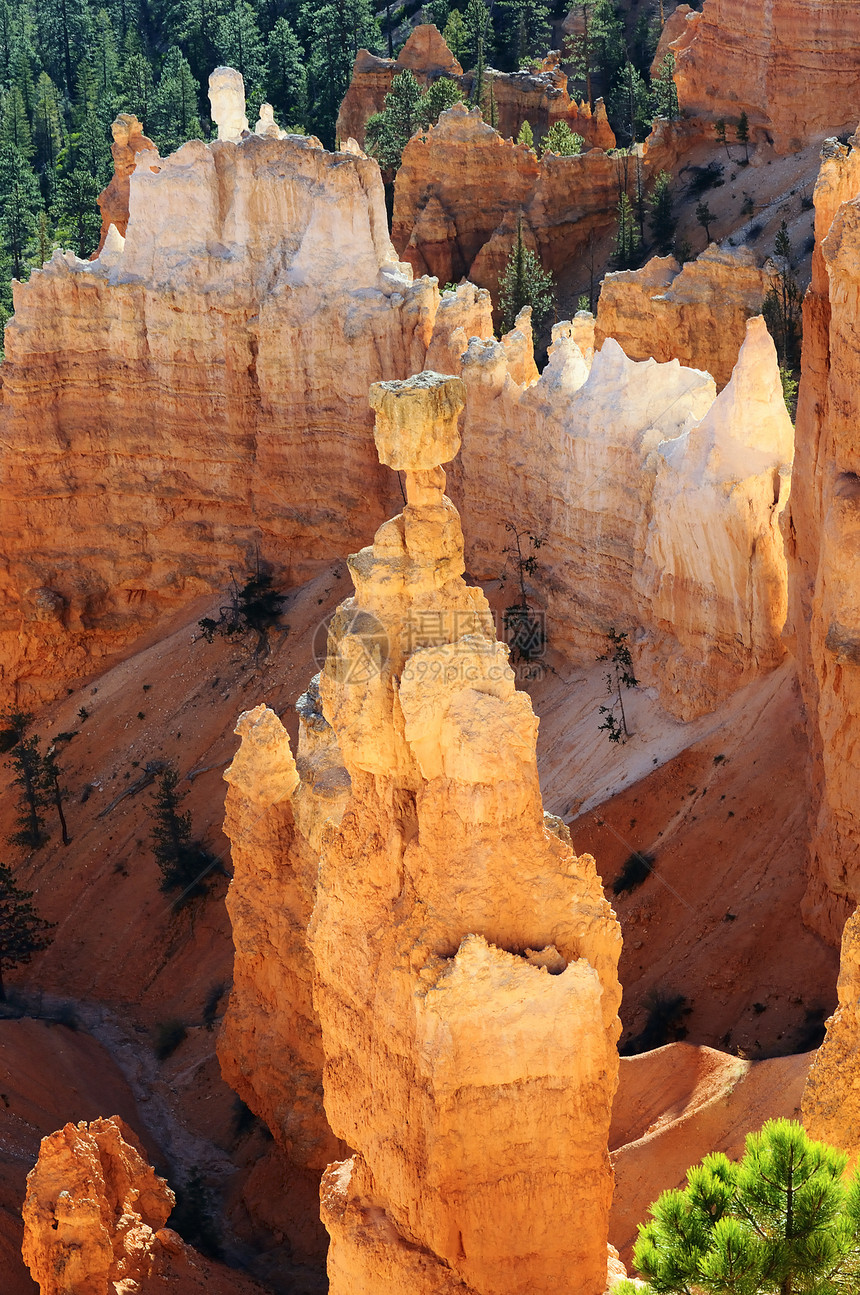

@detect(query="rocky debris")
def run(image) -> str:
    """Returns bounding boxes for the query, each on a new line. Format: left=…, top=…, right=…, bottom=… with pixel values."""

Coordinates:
left=785, top=126, right=860, bottom=941
left=93, top=113, right=156, bottom=255
left=595, top=245, right=773, bottom=390
left=672, top=0, right=860, bottom=153
left=22, top=1115, right=266, bottom=1294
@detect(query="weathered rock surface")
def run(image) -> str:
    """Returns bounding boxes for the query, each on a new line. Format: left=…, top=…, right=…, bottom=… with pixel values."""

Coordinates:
left=802, top=908, right=860, bottom=1161
left=0, top=117, right=493, bottom=708
left=452, top=313, right=793, bottom=719
left=337, top=28, right=614, bottom=152
left=94, top=114, right=157, bottom=255
left=22, top=1116, right=265, bottom=1294
left=218, top=703, right=347, bottom=1259
left=672, top=0, right=860, bottom=153
left=785, top=128, right=860, bottom=941
left=336, top=25, right=463, bottom=146
left=595, top=245, right=772, bottom=390
left=307, top=371, right=622, bottom=1295
left=393, top=102, right=619, bottom=299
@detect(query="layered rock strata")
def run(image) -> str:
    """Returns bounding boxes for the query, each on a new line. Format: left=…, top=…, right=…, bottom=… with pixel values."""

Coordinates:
left=451, top=312, right=793, bottom=719
left=595, top=245, right=772, bottom=390
left=786, top=129, right=860, bottom=940
left=218, top=701, right=349, bottom=1257
left=337, top=27, right=614, bottom=151
left=0, top=82, right=493, bottom=707
left=22, top=1116, right=264, bottom=1294
left=671, top=0, right=860, bottom=153
left=221, top=371, right=623, bottom=1293
left=309, top=370, right=622, bottom=1295
left=802, top=907, right=860, bottom=1161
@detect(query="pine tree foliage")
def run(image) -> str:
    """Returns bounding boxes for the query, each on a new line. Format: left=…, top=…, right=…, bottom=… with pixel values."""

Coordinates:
left=0, top=862, right=54, bottom=1000
left=620, top=1120, right=860, bottom=1295
left=516, top=117, right=533, bottom=148
left=150, top=765, right=212, bottom=897
left=498, top=215, right=554, bottom=335
left=612, top=190, right=640, bottom=269
left=540, top=120, right=583, bottom=157
left=365, top=69, right=463, bottom=172
left=648, top=169, right=675, bottom=254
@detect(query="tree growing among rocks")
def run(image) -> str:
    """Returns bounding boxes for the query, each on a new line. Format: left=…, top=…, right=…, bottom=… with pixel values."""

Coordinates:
left=620, top=1119, right=860, bottom=1295
left=540, top=121, right=583, bottom=156
left=0, top=862, right=54, bottom=1001
left=597, top=627, right=637, bottom=743
left=4, top=712, right=47, bottom=851
left=498, top=216, right=555, bottom=334
left=149, top=765, right=214, bottom=898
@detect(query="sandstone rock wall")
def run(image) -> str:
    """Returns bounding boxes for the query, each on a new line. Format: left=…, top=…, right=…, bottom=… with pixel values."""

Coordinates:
left=22, top=1116, right=265, bottom=1295
left=94, top=113, right=157, bottom=255
left=218, top=702, right=348, bottom=1259
left=785, top=129, right=860, bottom=941
left=451, top=313, right=793, bottom=720
left=0, top=129, right=493, bottom=708
left=337, top=27, right=614, bottom=152
left=672, top=0, right=860, bottom=153
left=595, top=245, right=772, bottom=390
left=304, top=371, right=622, bottom=1294
left=802, top=907, right=860, bottom=1160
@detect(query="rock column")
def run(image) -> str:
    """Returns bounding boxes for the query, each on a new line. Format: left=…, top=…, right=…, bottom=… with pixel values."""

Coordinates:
left=308, top=371, right=622, bottom=1295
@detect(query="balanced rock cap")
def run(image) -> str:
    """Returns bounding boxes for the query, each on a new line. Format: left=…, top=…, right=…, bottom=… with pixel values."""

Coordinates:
left=369, top=370, right=466, bottom=472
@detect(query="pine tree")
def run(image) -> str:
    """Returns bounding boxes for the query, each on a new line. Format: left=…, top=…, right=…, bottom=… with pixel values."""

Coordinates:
left=648, top=170, right=675, bottom=254
left=36, top=0, right=89, bottom=95
left=151, top=46, right=202, bottom=152
left=365, top=68, right=424, bottom=172
left=464, top=0, right=489, bottom=74
left=1, top=86, right=35, bottom=160
left=496, top=0, right=550, bottom=72
left=623, top=1120, right=860, bottom=1295
left=216, top=1, right=266, bottom=118
left=420, top=76, right=463, bottom=126
left=612, top=190, right=640, bottom=269
left=33, top=73, right=64, bottom=170
left=5, top=716, right=47, bottom=850
left=303, top=0, right=380, bottom=147
left=41, top=747, right=69, bottom=846
left=563, top=0, right=601, bottom=109
left=651, top=50, right=678, bottom=120
left=0, top=863, right=54, bottom=1001
left=442, top=8, right=468, bottom=63
left=150, top=765, right=212, bottom=896
left=762, top=220, right=801, bottom=369
left=0, top=145, right=42, bottom=279
left=267, top=18, right=307, bottom=128
left=736, top=108, right=750, bottom=161
left=120, top=45, right=154, bottom=131
left=498, top=215, right=554, bottom=335
left=696, top=198, right=714, bottom=243
left=540, top=121, right=583, bottom=156
left=516, top=118, right=534, bottom=148
left=52, top=165, right=101, bottom=256
left=610, top=61, right=650, bottom=145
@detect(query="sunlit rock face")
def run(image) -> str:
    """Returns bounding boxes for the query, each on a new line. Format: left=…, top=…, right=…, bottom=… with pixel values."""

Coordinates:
left=308, top=370, right=623, bottom=1295
left=21, top=1116, right=266, bottom=1295
left=595, top=245, right=773, bottom=391
left=803, top=907, right=860, bottom=1160
left=786, top=129, right=860, bottom=942
left=671, top=0, right=860, bottom=152
left=453, top=313, right=793, bottom=720
left=0, top=91, right=493, bottom=708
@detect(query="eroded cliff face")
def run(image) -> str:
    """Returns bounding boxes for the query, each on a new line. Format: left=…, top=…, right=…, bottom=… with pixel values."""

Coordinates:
left=221, top=371, right=623, bottom=1294
left=0, top=120, right=493, bottom=708
left=785, top=129, right=860, bottom=941
left=218, top=701, right=349, bottom=1258
left=452, top=312, right=793, bottom=720
left=672, top=0, right=860, bottom=153
left=802, top=908, right=860, bottom=1161
left=22, top=1116, right=265, bottom=1295
left=309, top=372, right=622, bottom=1295
left=337, top=27, right=614, bottom=152
left=595, top=245, right=772, bottom=391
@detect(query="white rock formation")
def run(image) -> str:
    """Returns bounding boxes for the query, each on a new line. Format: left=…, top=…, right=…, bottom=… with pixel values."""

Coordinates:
left=209, top=65, right=249, bottom=141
